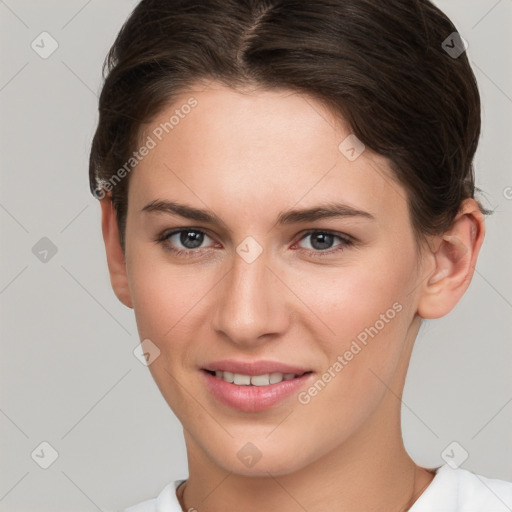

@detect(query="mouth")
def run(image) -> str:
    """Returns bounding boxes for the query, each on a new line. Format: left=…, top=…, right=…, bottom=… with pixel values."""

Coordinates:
left=200, top=364, right=315, bottom=412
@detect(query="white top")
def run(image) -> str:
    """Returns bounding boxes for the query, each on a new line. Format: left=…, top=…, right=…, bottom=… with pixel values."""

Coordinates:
left=111, top=464, right=512, bottom=512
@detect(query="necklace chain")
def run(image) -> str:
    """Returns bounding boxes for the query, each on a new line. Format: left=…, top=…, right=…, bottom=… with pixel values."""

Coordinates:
left=177, top=480, right=187, bottom=511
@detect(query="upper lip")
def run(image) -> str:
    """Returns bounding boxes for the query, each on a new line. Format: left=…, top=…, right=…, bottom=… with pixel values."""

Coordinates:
left=201, top=359, right=312, bottom=376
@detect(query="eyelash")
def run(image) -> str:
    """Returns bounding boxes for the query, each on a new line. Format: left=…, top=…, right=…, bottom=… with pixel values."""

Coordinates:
left=155, top=228, right=354, bottom=258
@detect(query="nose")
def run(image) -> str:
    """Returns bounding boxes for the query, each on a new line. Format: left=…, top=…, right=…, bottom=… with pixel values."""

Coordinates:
left=211, top=248, right=290, bottom=347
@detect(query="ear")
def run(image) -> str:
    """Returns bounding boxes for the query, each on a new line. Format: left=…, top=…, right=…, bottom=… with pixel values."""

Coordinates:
left=99, top=195, right=133, bottom=309
left=417, top=199, right=485, bottom=319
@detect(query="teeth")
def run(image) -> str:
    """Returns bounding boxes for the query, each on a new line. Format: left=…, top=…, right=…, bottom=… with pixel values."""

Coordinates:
left=223, top=371, right=234, bottom=383
left=270, top=372, right=283, bottom=384
left=233, top=373, right=251, bottom=385
left=251, top=374, right=270, bottom=386
left=211, top=371, right=303, bottom=386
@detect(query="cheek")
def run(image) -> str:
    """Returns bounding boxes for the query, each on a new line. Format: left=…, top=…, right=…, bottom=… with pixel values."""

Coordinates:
left=129, top=270, right=172, bottom=340
left=292, top=274, right=410, bottom=444
left=130, top=272, right=206, bottom=352
left=126, top=239, right=208, bottom=339
left=289, top=247, right=416, bottom=393
left=292, top=247, right=414, bottom=337
left=127, top=255, right=211, bottom=414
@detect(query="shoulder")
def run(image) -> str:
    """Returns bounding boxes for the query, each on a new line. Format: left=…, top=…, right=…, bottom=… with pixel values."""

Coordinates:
left=412, top=464, right=512, bottom=511
left=107, top=480, right=185, bottom=512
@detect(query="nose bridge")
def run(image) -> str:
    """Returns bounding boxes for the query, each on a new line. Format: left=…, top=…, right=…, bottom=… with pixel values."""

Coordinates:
left=212, top=244, right=288, bottom=345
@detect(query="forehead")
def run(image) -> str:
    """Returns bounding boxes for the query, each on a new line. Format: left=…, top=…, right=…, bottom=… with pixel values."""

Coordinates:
left=131, top=82, right=409, bottom=229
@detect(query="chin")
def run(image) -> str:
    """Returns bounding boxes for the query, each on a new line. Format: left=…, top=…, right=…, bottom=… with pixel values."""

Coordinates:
left=204, top=435, right=317, bottom=478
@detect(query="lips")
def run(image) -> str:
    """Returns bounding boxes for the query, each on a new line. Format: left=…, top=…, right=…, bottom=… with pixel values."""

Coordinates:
left=200, top=359, right=314, bottom=412
left=201, top=359, right=311, bottom=376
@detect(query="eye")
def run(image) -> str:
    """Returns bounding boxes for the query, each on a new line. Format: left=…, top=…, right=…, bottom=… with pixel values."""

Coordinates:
left=156, top=227, right=354, bottom=258
left=157, top=228, right=215, bottom=255
left=295, top=230, right=353, bottom=255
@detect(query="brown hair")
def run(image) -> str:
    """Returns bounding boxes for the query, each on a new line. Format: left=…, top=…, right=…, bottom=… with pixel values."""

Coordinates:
left=89, top=0, right=491, bottom=252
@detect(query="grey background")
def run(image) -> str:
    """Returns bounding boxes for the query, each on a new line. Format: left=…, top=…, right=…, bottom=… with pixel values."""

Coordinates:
left=0, top=1, right=511, bottom=511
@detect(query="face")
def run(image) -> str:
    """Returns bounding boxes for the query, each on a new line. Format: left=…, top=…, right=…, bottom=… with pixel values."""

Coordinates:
left=121, top=82, right=426, bottom=476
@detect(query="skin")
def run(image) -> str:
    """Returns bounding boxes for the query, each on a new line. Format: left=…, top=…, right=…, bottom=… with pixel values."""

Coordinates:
left=100, top=82, right=485, bottom=512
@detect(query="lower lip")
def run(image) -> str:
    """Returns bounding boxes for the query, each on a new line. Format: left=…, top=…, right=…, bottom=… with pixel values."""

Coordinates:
left=202, top=370, right=314, bottom=412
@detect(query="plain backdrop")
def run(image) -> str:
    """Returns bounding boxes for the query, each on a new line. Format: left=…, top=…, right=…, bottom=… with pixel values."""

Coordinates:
left=1, top=1, right=511, bottom=511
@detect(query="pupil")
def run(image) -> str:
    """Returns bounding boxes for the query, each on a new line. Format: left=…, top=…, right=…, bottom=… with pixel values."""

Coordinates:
left=311, top=233, right=333, bottom=250
left=180, top=230, right=203, bottom=249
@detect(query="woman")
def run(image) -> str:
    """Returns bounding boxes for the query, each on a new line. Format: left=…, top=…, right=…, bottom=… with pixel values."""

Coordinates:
left=90, top=1, right=512, bottom=510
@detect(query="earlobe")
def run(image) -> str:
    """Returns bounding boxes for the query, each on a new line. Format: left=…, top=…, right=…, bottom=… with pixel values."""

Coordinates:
left=417, top=199, right=485, bottom=319
left=99, top=196, right=133, bottom=309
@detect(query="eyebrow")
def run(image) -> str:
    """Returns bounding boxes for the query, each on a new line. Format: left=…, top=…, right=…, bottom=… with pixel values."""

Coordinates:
left=141, top=199, right=375, bottom=226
